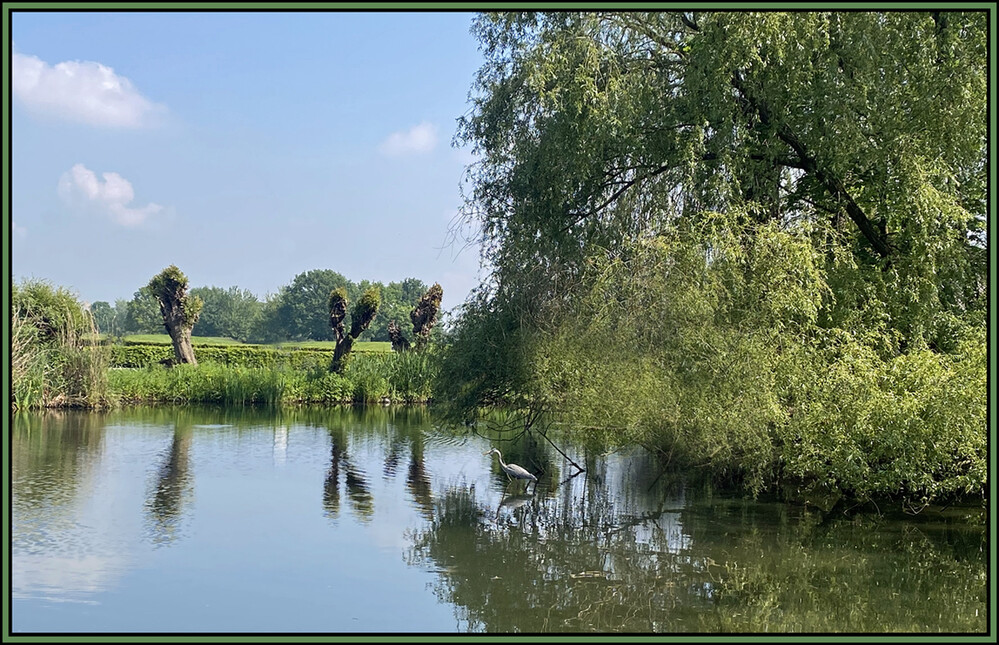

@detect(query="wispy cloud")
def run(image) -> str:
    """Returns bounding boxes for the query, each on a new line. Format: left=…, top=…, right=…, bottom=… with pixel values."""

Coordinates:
left=13, top=50, right=165, bottom=128
left=379, top=122, right=438, bottom=156
left=58, top=164, right=163, bottom=227
left=13, top=221, right=28, bottom=238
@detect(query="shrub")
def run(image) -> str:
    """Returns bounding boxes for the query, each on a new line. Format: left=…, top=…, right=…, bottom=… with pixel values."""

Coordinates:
left=12, top=280, right=112, bottom=409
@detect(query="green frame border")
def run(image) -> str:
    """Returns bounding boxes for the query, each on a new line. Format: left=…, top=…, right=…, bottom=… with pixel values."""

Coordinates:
left=2, top=2, right=995, bottom=643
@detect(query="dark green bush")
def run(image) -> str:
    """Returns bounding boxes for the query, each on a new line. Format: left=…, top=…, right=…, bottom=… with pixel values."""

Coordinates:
left=111, top=343, right=338, bottom=370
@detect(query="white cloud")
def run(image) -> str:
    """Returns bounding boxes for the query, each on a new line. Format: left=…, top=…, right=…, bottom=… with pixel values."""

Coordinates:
left=13, top=50, right=165, bottom=128
left=58, top=164, right=163, bottom=227
left=13, top=221, right=28, bottom=238
left=379, top=122, right=438, bottom=156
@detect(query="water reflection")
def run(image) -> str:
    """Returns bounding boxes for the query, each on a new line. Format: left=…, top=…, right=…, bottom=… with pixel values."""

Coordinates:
left=323, top=424, right=375, bottom=523
left=406, top=450, right=705, bottom=632
left=11, top=407, right=987, bottom=634
left=146, top=426, right=194, bottom=545
left=406, top=434, right=435, bottom=520
left=13, top=411, right=125, bottom=604
left=12, top=411, right=106, bottom=513
left=322, top=427, right=343, bottom=519
left=407, top=464, right=985, bottom=633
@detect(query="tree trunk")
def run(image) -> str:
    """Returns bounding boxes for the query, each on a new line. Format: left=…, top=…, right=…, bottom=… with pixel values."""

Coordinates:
left=388, top=320, right=411, bottom=353
left=331, top=335, right=353, bottom=373
left=167, top=325, right=198, bottom=366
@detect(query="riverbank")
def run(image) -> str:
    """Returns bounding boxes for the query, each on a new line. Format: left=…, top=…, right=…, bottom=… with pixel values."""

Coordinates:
left=23, top=351, right=436, bottom=409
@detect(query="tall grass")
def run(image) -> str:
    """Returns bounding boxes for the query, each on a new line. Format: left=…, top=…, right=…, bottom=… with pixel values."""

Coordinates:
left=386, top=350, right=437, bottom=403
left=106, top=351, right=437, bottom=406
left=57, top=317, right=113, bottom=408
left=12, top=284, right=113, bottom=410
left=343, top=355, right=392, bottom=403
left=12, top=308, right=47, bottom=410
left=110, top=364, right=287, bottom=406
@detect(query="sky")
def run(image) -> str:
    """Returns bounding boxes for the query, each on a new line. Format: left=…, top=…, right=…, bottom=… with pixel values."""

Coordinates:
left=10, top=10, right=487, bottom=312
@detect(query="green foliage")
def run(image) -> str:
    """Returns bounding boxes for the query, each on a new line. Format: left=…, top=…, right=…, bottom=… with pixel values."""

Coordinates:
left=285, top=369, right=354, bottom=404
left=372, top=277, right=431, bottom=342
left=13, top=279, right=92, bottom=342
left=11, top=307, right=47, bottom=410
left=117, top=290, right=161, bottom=335
left=433, top=287, right=542, bottom=425
left=386, top=350, right=437, bottom=403
left=190, top=285, right=262, bottom=342
left=109, top=364, right=286, bottom=406
left=12, top=280, right=112, bottom=410
left=114, top=343, right=317, bottom=370
left=779, top=329, right=986, bottom=505
left=443, top=11, right=987, bottom=505
left=111, top=337, right=392, bottom=370
left=106, top=352, right=430, bottom=406
left=148, top=265, right=203, bottom=328
left=409, top=283, right=444, bottom=350
left=343, top=355, right=392, bottom=403
left=248, top=271, right=428, bottom=343
left=277, top=269, right=351, bottom=341
left=89, top=301, right=118, bottom=336
left=350, top=287, right=381, bottom=339
left=112, top=272, right=430, bottom=344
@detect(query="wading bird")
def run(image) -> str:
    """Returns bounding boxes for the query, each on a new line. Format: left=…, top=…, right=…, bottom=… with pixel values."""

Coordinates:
left=484, top=448, right=538, bottom=489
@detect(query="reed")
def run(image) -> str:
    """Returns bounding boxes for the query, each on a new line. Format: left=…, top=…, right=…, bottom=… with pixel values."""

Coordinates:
left=59, top=342, right=438, bottom=408
left=109, top=364, right=288, bottom=406
left=11, top=308, right=47, bottom=411
left=12, top=291, right=113, bottom=410
left=386, top=350, right=437, bottom=403
left=343, top=354, right=392, bottom=403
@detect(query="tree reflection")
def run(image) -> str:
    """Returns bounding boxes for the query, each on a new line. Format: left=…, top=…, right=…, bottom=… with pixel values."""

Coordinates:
left=323, top=427, right=344, bottom=519
left=323, top=425, right=374, bottom=523
left=146, top=424, right=194, bottom=546
left=407, top=472, right=986, bottom=633
left=406, top=434, right=434, bottom=520
left=407, top=471, right=699, bottom=632
left=344, top=464, right=374, bottom=520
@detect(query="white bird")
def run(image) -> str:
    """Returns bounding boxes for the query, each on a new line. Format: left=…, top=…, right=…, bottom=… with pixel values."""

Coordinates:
left=483, top=448, right=538, bottom=487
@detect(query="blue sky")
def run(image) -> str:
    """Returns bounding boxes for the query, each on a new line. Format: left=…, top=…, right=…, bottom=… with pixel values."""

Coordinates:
left=11, top=11, right=486, bottom=311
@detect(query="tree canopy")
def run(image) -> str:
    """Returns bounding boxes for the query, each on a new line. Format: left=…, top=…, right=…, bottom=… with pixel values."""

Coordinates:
left=437, top=11, right=987, bottom=505
left=190, top=286, right=262, bottom=342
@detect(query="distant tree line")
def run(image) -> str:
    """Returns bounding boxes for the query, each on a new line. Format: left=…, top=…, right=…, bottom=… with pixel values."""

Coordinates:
left=89, top=269, right=435, bottom=344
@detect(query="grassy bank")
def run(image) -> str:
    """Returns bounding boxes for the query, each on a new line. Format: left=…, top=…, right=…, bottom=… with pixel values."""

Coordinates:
left=12, top=280, right=435, bottom=411
left=107, top=350, right=436, bottom=406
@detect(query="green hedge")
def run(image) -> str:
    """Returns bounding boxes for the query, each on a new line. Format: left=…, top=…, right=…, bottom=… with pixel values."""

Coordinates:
left=111, top=343, right=338, bottom=370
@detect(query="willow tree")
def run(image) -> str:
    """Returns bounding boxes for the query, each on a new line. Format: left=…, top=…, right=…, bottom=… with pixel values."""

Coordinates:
left=148, top=265, right=204, bottom=366
left=329, top=286, right=380, bottom=373
left=387, top=283, right=444, bottom=352
left=437, top=11, right=986, bottom=502
left=454, top=11, right=984, bottom=308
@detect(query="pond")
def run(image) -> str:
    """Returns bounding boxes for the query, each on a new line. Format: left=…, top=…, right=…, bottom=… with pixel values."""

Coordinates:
left=11, top=406, right=986, bottom=634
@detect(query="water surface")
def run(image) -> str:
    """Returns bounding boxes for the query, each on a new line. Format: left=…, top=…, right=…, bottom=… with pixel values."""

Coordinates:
left=11, top=406, right=986, bottom=633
